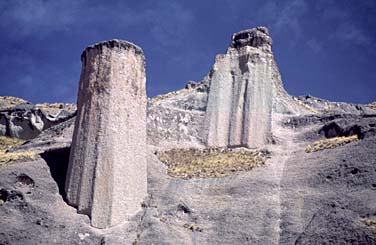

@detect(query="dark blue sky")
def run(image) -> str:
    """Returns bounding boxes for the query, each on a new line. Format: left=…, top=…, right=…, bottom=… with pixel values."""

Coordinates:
left=0, top=0, right=375, bottom=104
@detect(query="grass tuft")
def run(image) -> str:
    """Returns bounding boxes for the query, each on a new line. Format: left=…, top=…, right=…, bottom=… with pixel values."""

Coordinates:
left=158, top=148, right=266, bottom=179
left=150, top=88, right=188, bottom=103
left=0, top=151, right=38, bottom=163
left=0, top=96, right=28, bottom=110
left=0, top=136, right=37, bottom=163
left=368, top=102, right=376, bottom=110
left=0, top=136, right=25, bottom=151
left=183, top=223, right=203, bottom=232
left=361, top=218, right=376, bottom=231
left=297, top=100, right=319, bottom=114
left=305, top=135, right=359, bottom=153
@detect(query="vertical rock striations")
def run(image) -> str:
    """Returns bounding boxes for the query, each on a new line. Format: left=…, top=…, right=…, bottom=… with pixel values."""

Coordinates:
left=204, top=27, right=275, bottom=148
left=65, top=40, right=147, bottom=229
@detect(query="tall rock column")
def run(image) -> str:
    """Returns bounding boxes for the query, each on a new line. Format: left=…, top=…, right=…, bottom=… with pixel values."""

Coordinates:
left=204, top=27, right=274, bottom=148
left=65, top=40, right=147, bottom=229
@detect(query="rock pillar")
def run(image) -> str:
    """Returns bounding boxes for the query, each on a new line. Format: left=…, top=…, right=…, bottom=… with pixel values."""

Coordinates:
left=204, top=27, right=274, bottom=148
left=65, top=40, right=147, bottom=229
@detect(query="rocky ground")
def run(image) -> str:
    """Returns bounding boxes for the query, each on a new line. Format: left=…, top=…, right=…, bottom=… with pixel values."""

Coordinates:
left=0, top=105, right=375, bottom=244
left=1, top=26, right=375, bottom=244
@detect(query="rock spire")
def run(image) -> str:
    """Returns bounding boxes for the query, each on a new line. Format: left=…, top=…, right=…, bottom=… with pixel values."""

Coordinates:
left=65, top=39, right=147, bottom=229
left=203, top=27, right=275, bottom=148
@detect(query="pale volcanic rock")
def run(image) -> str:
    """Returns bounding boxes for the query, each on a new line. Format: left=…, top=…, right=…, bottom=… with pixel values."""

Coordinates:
left=147, top=80, right=209, bottom=148
left=0, top=103, right=75, bottom=140
left=147, top=27, right=306, bottom=149
left=1, top=27, right=376, bottom=244
left=65, top=39, right=147, bottom=229
left=203, top=27, right=308, bottom=149
left=231, top=26, right=272, bottom=49
left=203, top=27, right=274, bottom=148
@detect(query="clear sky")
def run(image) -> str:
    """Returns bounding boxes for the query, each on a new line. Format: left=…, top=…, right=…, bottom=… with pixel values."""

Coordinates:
left=0, top=0, right=375, bottom=104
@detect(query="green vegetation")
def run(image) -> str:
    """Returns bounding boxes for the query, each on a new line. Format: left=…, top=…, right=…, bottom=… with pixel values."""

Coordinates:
left=305, top=135, right=359, bottom=153
left=158, top=148, right=266, bottom=179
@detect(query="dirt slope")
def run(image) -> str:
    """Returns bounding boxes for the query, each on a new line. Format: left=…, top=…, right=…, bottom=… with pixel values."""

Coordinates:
left=0, top=112, right=375, bottom=244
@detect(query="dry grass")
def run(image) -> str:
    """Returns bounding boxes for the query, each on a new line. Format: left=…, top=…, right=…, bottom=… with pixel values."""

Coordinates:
left=0, top=136, right=37, bottom=163
left=158, top=148, right=266, bottom=179
left=0, top=136, right=25, bottom=151
left=183, top=223, right=203, bottom=232
left=305, top=135, right=359, bottom=153
left=36, top=103, right=65, bottom=108
left=36, top=103, right=76, bottom=110
left=323, top=103, right=337, bottom=112
left=0, top=151, right=38, bottom=163
left=361, top=218, right=376, bottom=231
left=0, top=96, right=28, bottom=110
left=368, top=102, right=376, bottom=110
left=150, top=88, right=188, bottom=103
left=36, top=103, right=76, bottom=116
left=297, top=100, right=320, bottom=114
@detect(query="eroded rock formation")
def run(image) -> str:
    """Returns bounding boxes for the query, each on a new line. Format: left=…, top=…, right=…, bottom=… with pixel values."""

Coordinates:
left=2, top=26, right=376, bottom=244
left=203, top=27, right=274, bottom=148
left=65, top=39, right=147, bottom=229
left=146, top=27, right=316, bottom=148
left=1, top=27, right=312, bottom=149
left=0, top=99, right=75, bottom=140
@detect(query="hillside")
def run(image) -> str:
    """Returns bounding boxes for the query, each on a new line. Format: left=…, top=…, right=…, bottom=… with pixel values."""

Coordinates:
left=0, top=27, right=375, bottom=244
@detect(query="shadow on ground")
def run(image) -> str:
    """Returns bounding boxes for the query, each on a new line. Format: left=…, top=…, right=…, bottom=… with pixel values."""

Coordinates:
left=40, top=147, right=70, bottom=201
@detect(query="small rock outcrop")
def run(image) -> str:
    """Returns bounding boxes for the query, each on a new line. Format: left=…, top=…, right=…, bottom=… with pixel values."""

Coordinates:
left=230, top=26, right=272, bottom=49
left=65, top=39, right=147, bottom=229
left=0, top=98, right=76, bottom=140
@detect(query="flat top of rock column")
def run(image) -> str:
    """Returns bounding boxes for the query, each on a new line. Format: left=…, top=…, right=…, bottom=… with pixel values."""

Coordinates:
left=81, top=39, right=144, bottom=60
left=231, top=26, right=272, bottom=49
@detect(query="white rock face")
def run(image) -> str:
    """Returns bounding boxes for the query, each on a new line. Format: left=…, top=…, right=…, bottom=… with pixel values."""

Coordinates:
left=65, top=40, right=147, bottom=229
left=204, top=27, right=275, bottom=148
left=0, top=104, right=75, bottom=140
left=146, top=27, right=305, bottom=149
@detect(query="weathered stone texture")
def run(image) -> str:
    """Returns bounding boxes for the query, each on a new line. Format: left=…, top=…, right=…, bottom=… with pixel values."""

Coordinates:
left=147, top=105, right=205, bottom=147
left=65, top=39, right=147, bottom=229
left=0, top=104, right=75, bottom=140
left=231, top=26, right=272, bottom=49
left=147, top=81, right=209, bottom=147
left=204, top=27, right=274, bottom=148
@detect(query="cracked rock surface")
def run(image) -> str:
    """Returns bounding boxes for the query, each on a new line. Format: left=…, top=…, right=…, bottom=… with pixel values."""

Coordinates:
left=1, top=112, right=375, bottom=244
left=1, top=26, right=376, bottom=244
